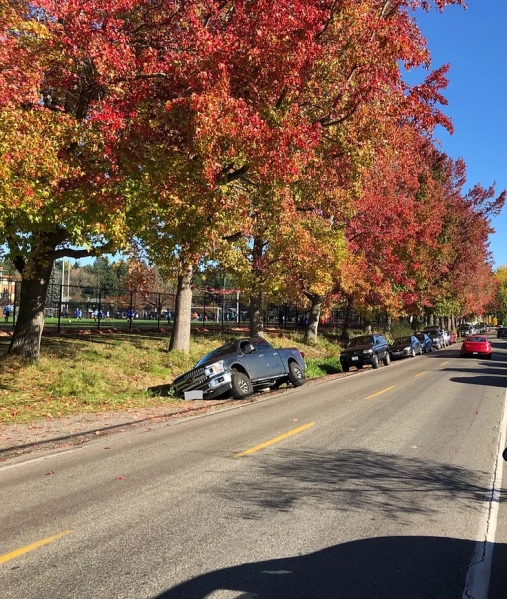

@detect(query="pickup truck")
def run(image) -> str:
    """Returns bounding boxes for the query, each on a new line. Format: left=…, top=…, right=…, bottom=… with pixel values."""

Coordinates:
left=171, top=337, right=307, bottom=399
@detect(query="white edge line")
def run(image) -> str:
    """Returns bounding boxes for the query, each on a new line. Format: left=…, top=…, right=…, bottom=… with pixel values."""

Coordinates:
left=462, top=386, right=507, bottom=599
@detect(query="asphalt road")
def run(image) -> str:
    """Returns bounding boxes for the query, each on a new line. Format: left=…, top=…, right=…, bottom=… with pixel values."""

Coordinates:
left=1, top=337, right=507, bottom=599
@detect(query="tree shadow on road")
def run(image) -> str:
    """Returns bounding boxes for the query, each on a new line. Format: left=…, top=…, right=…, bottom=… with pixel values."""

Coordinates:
left=155, top=535, right=507, bottom=599
left=215, top=448, right=491, bottom=521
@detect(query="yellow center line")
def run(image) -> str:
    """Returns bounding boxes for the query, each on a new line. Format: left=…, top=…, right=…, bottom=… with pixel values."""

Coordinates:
left=0, top=530, right=73, bottom=564
left=364, top=386, right=395, bottom=400
left=441, top=361, right=449, bottom=365
left=234, top=422, right=315, bottom=458
left=415, top=371, right=427, bottom=377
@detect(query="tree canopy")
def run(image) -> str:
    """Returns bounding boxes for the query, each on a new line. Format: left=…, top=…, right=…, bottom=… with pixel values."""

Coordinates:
left=0, top=0, right=503, bottom=359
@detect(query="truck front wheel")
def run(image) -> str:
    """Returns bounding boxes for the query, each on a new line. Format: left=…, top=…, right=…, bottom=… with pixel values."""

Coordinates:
left=231, top=370, right=254, bottom=399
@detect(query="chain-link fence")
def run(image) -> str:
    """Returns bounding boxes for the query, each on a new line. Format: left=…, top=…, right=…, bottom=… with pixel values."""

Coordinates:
left=2, top=281, right=383, bottom=335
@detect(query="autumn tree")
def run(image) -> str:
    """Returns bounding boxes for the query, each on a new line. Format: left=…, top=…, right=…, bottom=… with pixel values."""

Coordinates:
left=0, top=0, right=469, bottom=359
left=493, top=266, right=507, bottom=324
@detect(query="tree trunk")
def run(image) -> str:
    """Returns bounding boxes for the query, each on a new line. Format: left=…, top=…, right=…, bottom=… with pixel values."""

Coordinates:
left=169, top=263, right=193, bottom=353
left=304, top=293, right=322, bottom=344
left=249, top=236, right=265, bottom=338
left=8, top=261, right=54, bottom=360
left=249, top=291, right=264, bottom=338
left=340, top=296, right=354, bottom=342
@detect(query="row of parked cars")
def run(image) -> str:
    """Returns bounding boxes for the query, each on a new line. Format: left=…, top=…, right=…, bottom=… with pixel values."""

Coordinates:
left=339, top=326, right=457, bottom=371
left=171, top=323, right=501, bottom=400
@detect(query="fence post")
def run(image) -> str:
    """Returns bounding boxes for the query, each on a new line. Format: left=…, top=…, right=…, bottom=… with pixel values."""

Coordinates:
left=12, top=281, right=18, bottom=329
left=97, top=287, right=102, bottom=330
left=221, top=291, right=225, bottom=331
left=157, top=293, right=161, bottom=331
left=57, top=283, right=62, bottom=333
left=129, top=292, right=133, bottom=331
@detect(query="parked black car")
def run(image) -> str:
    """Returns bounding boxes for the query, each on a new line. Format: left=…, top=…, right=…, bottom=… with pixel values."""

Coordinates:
left=340, top=334, right=390, bottom=372
left=414, top=332, right=433, bottom=353
left=498, top=326, right=507, bottom=339
left=389, top=335, right=422, bottom=360
left=171, top=337, right=306, bottom=400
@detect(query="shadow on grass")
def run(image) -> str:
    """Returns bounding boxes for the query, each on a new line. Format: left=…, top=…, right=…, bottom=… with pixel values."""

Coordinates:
left=311, top=362, right=342, bottom=375
left=149, top=383, right=174, bottom=397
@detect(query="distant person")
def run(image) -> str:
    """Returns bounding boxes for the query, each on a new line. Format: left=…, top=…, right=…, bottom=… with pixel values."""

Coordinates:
left=3, top=305, right=11, bottom=322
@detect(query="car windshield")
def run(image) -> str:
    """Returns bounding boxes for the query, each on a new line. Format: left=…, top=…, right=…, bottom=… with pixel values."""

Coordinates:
left=394, top=336, right=412, bottom=344
left=195, top=341, right=237, bottom=366
left=347, top=336, right=373, bottom=347
left=466, top=336, right=486, bottom=343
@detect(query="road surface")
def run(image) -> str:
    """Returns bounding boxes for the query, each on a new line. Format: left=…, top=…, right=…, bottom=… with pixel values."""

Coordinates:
left=1, top=337, right=507, bottom=598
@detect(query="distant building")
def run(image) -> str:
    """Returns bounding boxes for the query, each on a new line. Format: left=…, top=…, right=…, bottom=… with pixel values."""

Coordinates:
left=0, top=266, right=19, bottom=305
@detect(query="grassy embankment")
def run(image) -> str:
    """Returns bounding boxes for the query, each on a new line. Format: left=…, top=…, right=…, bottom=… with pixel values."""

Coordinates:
left=0, top=330, right=346, bottom=425
left=0, top=321, right=415, bottom=425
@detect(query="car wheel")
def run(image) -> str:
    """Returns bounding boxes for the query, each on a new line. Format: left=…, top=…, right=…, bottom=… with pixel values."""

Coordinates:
left=288, top=361, right=306, bottom=387
left=487, top=354, right=493, bottom=360
left=371, top=354, right=379, bottom=369
left=342, top=364, right=350, bottom=372
left=383, top=352, right=391, bottom=366
left=230, top=370, right=254, bottom=399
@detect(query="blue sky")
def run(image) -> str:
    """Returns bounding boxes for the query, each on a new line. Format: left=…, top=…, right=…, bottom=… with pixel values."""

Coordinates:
left=412, top=0, right=507, bottom=268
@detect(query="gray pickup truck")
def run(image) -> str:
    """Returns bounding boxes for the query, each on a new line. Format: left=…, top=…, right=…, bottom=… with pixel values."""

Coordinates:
left=171, top=337, right=306, bottom=399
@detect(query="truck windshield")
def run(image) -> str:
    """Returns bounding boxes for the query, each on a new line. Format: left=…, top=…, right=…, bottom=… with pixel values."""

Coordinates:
left=195, top=342, right=237, bottom=366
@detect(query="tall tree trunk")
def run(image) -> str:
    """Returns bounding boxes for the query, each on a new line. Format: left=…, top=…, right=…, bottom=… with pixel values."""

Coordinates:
left=340, top=295, right=354, bottom=342
left=169, top=263, right=193, bottom=352
left=249, top=236, right=265, bottom=337
left=249, top=290, right=264, bottom=337
left=304, top=292, right=322, bottom=344
left=8, top=260, right=54, bottom=360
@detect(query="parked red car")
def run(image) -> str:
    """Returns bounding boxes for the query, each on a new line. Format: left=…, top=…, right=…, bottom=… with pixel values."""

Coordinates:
left=460, top=335, right=492, bottom=359
left=447, top=330, right=457, bottom=344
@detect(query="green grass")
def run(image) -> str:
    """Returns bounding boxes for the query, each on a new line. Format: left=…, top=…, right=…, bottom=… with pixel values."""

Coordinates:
left=0, top=330, right=344, bottom=425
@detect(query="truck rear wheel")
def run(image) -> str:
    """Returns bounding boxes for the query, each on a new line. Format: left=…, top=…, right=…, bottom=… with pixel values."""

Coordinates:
left=230, top=370, right=254, bottom=399
left=288, top=362, right=306, bottom=387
